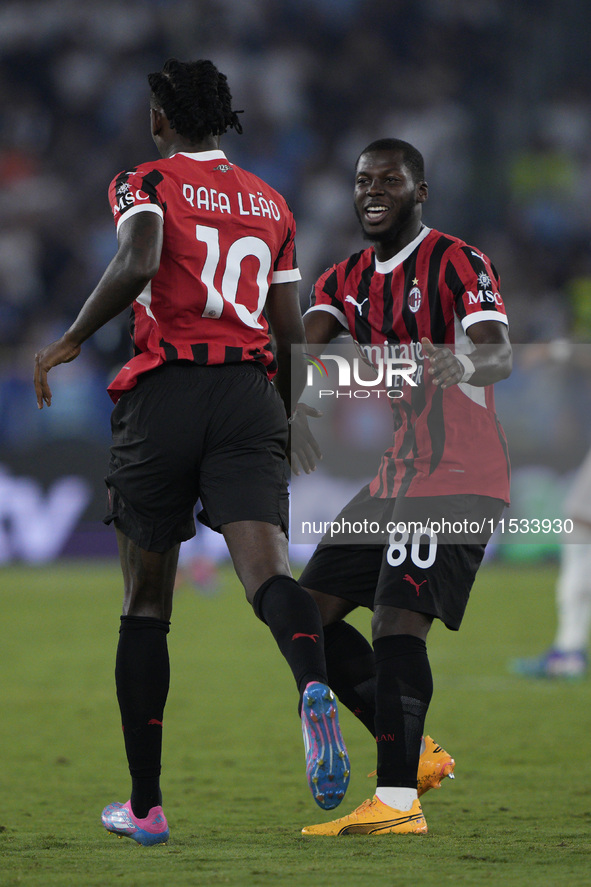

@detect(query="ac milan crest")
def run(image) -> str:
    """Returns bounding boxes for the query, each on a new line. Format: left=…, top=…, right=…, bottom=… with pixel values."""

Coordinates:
left=407, top=278, right=422, bottom=313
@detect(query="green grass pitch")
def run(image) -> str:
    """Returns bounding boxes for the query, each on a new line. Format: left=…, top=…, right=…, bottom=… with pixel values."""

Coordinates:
left=1, top=559, right=590, bottom=886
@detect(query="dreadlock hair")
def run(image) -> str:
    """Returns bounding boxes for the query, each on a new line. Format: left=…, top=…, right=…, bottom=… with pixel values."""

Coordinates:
left=147, top=58, right=243, bottom=141
left=357, top=138, right=425, bottom=184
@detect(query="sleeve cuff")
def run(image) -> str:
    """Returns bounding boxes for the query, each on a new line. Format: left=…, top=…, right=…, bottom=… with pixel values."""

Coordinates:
left=303, top=303, right=348, bottom=330
left=271, top=268, right=302, bottom=284
left=462, top=310, right=508, bottom=331
left=116, top=203, right=164, bottom=232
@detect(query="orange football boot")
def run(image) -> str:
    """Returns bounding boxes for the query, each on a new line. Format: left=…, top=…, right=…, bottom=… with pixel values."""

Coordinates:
left=302, top=796, right=427, bottom=836
left=366, top=735, right=455, bottom=796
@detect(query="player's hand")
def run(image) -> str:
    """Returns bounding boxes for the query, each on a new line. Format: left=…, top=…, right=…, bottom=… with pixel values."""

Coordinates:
left=34, top=334, right=81, bottom=408
left=421, top=337, right=464, bottom=389
left=288, top=402, right=323, bottom=475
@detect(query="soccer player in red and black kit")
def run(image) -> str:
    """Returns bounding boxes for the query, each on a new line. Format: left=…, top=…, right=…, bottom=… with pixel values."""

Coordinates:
left=293, top=139, right=512, bottom=835
left=34, top=59, right=349, bottom=845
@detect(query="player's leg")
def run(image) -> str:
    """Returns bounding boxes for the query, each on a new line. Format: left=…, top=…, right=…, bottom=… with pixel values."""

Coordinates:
left=299, top=541, right=455, bottom=795
left=518, top=460, right=591, bottom=677
left=222, top=519, right=330, bottom=697
left=101, top=532, right=178, bottom=844
left=371, top=605, right=433, bottom=813
left=553, top=538, right=591, bottom=660
left=198, top=364, right=335, bottom=705
left=200, top=366, right=348, bottom=809
left=114, top=532, right=178, bottom=819
left=221, top=519, right=349, bottom=809
left=118, top=527, right=179, bottom=621
left=363, top=506, right=496, bottom=826
left=317, top=604, right=378, bottom=733
left=556, top=460, right=591, bottom=666
left=359, top=510, right=490, bottom=826
left=512, top=536, right=591, bottom=678
left=302, top=498, right=496, bottom=836
left=302, top=607, right=436, bottom=835
left=299, top=542, right=383, bottom=735
left=102, top=365, right=203, bottom=843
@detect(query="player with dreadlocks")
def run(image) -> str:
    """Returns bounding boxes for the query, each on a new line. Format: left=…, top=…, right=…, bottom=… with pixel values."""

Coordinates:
left=34, top=59, right=350, bottom=844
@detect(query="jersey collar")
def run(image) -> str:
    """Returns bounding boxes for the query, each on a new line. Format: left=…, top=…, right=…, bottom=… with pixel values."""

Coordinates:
left=175, top=149, right=228, bottom=162
left=374, top=226, right=431, bottom=275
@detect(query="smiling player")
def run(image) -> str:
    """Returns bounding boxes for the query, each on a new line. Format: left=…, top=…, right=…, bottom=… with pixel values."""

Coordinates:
left=294, top=139, right=512, bottom=835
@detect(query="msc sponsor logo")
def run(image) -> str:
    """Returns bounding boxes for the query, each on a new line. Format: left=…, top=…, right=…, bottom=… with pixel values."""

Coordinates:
left=113, top=187, right=150, bottom=214
left=466, top=289, right=503, bottom=306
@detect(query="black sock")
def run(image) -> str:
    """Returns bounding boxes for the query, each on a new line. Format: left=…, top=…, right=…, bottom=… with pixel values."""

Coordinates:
left=252, top=575, right=327, bottom=699
left=323, top=621, right=376, bottom=735
left=115, top=615, right=170, bottom=818
left=373, top=634, right=433, bottom=788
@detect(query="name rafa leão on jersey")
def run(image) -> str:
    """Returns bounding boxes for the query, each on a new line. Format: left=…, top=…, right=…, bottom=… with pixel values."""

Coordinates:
left=113, top=180, right=285, bottom=222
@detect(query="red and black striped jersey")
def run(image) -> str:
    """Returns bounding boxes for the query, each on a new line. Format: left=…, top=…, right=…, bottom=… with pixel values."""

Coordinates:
left=306, top=226, right=510, bottom=502
left=106, top=149, right=300, bottom=403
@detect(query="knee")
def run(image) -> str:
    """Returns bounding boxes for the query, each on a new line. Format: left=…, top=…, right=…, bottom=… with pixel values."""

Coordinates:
left=121, top=568, right=174, bottom=620
left=372, top=606, right=432, bottom=641
left=371, top=607, right=391, bottom=639
left=244, top=580, right=263, bottom=607
left=304, top=587, right=355, bottom=627
left=118, top=533, right=178, bottom=620
left=123, top=591, right=173, bottom=622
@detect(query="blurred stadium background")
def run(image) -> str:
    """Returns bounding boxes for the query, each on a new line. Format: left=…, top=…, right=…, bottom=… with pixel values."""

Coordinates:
left=1, top=0, right=590, bottom=568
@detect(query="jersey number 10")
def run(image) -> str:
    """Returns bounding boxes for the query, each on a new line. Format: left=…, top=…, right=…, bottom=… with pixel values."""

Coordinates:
left=197, top=224, right=272, bottom=330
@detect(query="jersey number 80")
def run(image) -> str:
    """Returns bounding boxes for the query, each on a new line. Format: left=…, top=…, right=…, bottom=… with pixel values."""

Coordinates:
left=386, top=527, right=437, bottom=569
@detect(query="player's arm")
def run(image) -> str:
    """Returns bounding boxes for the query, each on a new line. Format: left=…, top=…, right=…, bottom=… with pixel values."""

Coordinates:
left=304, top=309, right=344, bottom=353
left=34, top=212, right=163, bottom=408
left=264, top=279, right=307, bottom=414
left=285, top=309, right=346, bottom=474
left=422, top=319, right=512, bottom=389
left=266, top=280, right=319, bottom=474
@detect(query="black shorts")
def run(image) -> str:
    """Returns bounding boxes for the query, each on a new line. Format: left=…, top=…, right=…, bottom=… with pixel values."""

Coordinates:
left=104, top=362, right=289, bottom=552
left=298, top=485, right=505, bottom=630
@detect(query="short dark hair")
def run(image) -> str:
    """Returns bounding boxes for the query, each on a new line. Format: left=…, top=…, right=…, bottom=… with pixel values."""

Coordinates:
left=148, top=58, right=243, bottom=141
left=357, top=138, right=425, bottom=183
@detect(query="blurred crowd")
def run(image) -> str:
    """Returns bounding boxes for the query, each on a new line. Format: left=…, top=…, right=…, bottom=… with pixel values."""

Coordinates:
left=1, top=0, right=591, bottom=449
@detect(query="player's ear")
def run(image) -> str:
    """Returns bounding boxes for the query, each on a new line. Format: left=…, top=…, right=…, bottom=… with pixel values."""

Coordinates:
left=417, top=180, right=428, bottom=203
left=150, top=106, right=165, bottom=137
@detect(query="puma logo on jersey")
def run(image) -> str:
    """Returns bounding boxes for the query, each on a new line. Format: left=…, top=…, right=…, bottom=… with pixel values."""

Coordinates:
left=345, top=295, right=369, bottom=316
left=403, top=574, right=427, bottom=596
